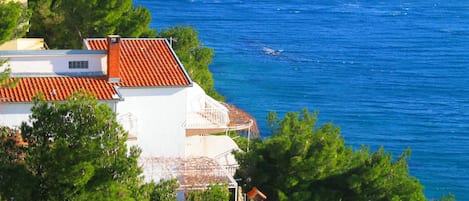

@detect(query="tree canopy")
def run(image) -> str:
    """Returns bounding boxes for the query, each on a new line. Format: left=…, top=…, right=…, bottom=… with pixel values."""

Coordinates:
left=158, top=26, right=224, bottom=101
left=0, top=91, right=147, bottom=201
left=26, top=2, right=224, bottom=100
left=0, top=0, right=28, bottom=89
left=0, top=91, right=232, bottom=201
left=28, top=0, right=156, bottom=49
left=186, top=184, right=230, bottom=201
left=235, top=109, right=428, bottom=201
left=0, top=0, right=30, bottom=44
left=0, top=67, right=18, bottom=89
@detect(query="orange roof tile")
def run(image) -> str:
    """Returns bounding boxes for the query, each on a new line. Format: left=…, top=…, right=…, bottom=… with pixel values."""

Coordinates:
left=0, top=38, right=192, bottom=103
left=85, top=38, right=192, bottom=87
left=0, top=77, right=117, bottom=102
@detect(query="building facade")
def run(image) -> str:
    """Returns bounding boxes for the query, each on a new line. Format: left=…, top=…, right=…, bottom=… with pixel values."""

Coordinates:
left=0, top=36, right=251, bottom=199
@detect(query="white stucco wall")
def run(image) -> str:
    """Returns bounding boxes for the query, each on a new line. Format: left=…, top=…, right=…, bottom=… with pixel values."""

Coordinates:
left=185, top=135, right=240, bottom=167
left=0, top=101, right=117, bottom=127
left=0, top=51, right=106, bottom=75
left=0, top=103, right=32, bottom=127
left=115, top=87, right=188, bottom=157
left=186, top=82, right=206, bottom=113
left=0, top=86, right=189, bottom=158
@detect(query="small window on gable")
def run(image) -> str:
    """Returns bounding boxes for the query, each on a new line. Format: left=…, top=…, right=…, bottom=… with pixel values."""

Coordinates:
left=69, top=61, right=88, bottom=69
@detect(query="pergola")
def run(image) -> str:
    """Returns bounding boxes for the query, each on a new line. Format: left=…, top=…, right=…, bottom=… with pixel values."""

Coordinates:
left=140, top=156, right=238, bottom=191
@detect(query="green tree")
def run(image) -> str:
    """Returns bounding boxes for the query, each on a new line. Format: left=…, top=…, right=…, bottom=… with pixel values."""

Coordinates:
left=0, top=67, right=18, bottom=88
left=235, top=109, right=428, bottom=201
left=0, top=0, right=30, bottom=44
left=186, top=184, right=230, bottom=201
left=27, top=1, right=224, bottom=100
left=0, top=91, right=186, bottom=201
left=158, top=26, right=224, bottom=101
left=0, top=91, right=145, bottom=200
left=148, top=179, right=179, bottom=201
left=0, top=127, right=37, bottom=201
left=28, top=0, right=156, bottom=49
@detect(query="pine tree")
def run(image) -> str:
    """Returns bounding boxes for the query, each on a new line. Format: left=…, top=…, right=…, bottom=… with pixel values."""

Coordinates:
left=186, top=184, right=230, bottom=201
left=158, top=26, right=224, bottom=101
left=0, top=91, right=144, bottom=200
left=0, top=0, right=27, bottom=89
left=0, top=1, right=30, bottom=44
left=235, top=109, right=427, bottom=201
left=28, top=0, right=156, bottom=49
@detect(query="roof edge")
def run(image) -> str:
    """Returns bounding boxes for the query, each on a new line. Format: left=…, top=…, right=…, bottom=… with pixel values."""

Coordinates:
left=162, top=38, right=194, bottom=86
left=85, top=38, right=170, bottom=41
left=0, top=50, right=106, bottom=56
left=0, top=97, right=118, bottom=104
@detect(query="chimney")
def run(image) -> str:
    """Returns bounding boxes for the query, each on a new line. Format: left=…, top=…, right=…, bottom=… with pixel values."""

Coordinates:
left=107, top=35, right=121, bottom=83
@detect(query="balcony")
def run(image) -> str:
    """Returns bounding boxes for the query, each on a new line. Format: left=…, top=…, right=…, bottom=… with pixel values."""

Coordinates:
left=140, top=156, right=238, bottom=190
left=185, top=83, right=230, bottom=136
left=186, top=135, right=240, bottom=176
left=117, top=113, right=138, bottom=141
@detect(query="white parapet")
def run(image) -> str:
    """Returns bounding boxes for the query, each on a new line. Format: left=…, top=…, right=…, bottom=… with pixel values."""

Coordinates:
left=185, top=135, right=240, bottom=176
left=186, top=82, right=229, bottom=129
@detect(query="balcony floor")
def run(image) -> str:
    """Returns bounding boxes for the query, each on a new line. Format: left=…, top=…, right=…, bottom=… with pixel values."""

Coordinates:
left=186, top=103, right=259, bottom=136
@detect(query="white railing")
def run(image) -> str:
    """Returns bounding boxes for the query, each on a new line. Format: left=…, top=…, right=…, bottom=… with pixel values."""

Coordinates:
left=204, top=95, right=229, bottom=125
left=222, top=164, right=240, bottom=176
left=214, top=148, right=240, bottom=176
left=214, top=148, right=236, bottom=161
left=117, top=113, right=138, bottom=140
left=186, top=95, right=229, bottom=129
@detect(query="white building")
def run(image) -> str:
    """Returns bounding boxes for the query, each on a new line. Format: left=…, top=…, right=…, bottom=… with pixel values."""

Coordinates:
left=0, top=36, right=256, bottom=196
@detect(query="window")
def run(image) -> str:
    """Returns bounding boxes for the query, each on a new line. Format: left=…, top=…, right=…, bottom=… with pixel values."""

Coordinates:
left=68, top=61, right=88, bottom=69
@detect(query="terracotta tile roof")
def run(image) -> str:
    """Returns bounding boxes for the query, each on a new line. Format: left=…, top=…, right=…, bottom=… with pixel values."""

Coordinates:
left=85, top=38, right=192, bottom=87
left=0, top=77, right=117, bottom=102
left=0, top=38, right=192, bottom=103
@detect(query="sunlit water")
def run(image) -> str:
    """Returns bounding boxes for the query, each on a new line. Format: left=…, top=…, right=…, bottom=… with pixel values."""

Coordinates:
left=134, top=0, right=469, bottom=199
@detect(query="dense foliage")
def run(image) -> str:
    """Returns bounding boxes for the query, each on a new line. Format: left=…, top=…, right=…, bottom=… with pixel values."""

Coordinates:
left=158, top=26, right=224, bottom=101
left=148, top=179, right=179, bottom=201
left=186, top=184, right=230, bottom=201
left=0, top=91, right=147, bottom=201
left=0, top=59, right=18, bottom=90
left=0, top=66, right=18, bottom=89
left=0, top=92, right=232, bottom=201
left=26, top=1, right=223, bottom=100
left=28, top=0, right=156, bottom=48
left=2, top=1, right=453, bottom=200
left=0, top=1, right=25, bottom=89
left=0, top=0, right=30, bottom=44
left=235, top=109, right=428, bottom=201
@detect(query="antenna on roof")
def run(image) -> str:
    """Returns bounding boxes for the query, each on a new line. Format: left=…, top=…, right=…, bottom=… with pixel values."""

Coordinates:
left=168, top=37, right=178, bottom=47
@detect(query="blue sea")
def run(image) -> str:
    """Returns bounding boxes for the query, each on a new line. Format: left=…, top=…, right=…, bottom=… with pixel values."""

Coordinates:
left=134, top=0, right=469, bottom=199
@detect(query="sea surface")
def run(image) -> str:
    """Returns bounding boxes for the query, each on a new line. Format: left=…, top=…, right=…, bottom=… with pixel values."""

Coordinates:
left=134, top=0, right=469, bottom=199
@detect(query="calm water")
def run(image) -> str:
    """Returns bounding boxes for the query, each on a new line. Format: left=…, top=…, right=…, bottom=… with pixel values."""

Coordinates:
left=134, top=0, right=469, bottom=199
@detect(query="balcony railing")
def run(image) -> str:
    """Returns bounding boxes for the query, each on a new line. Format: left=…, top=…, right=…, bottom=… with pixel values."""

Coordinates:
left=117, top=113, right=138, bottom=140
left=214, top=148, right=240, bottom=176
left=186, top=95, right=229, bottom=129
